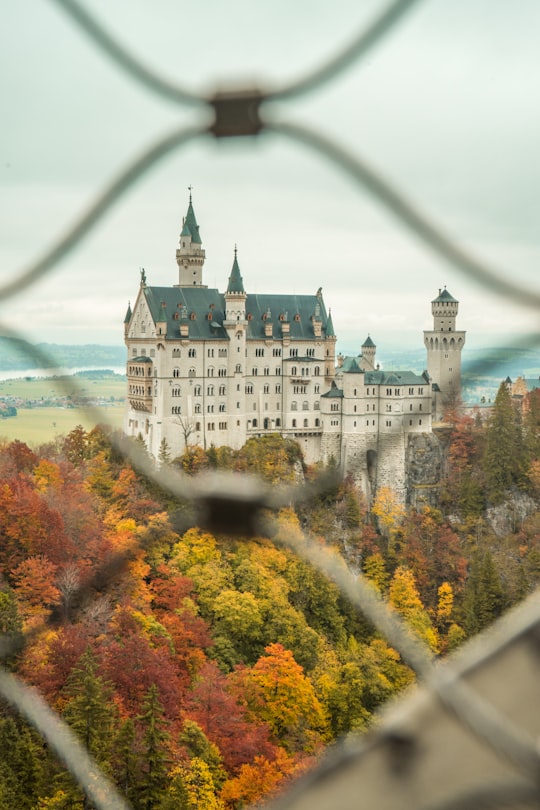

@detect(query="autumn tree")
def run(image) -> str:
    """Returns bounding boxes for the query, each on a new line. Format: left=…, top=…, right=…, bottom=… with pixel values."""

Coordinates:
left=388, top=567, right=439, bottom=652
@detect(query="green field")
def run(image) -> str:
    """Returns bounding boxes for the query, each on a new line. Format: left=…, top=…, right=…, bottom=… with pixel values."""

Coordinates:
left=0, top=375, right=126, bottom=400
left=0, top=373, right=127, bottom=446
left=0, top=404, right=125, bottom=446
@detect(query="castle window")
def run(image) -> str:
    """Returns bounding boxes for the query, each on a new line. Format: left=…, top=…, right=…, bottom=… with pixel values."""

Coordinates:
left=367, top=420, right=370, bottom=426
left=307, top=348, right=315, bottom=357
left=314, top=401, right=320, bottom=410
left=219, top=403, right=226, bottom=412
left=291, top=367, right=297, bottom=376
left=218, top=368, right=226, bottom=377
left=188, top=368, right=196, bottom=377
left=410, top=419, right=413, bottom=426
left=276, top=367, right=281, bottom=375
left=251, top=367, right=257, bottom=376
left=173, top=368, right=180, bottom=378
left=373, top=420, right=375, bottom=425
left=195, top=404, right=201, bottom=414
left=219, top=348, right=227, bottom=357
left=273, top=348, right=282, bottom=357
left=409, top=387, right=414, bottom=395
left=173, top=348, right=181, bottom=357
left=255, top=348, right=264, bottom=357
left=386, top=388, right=392, bottom=396
left=419, top=403, right=422, bottom=411
left=132, top=349, right=137, bottom=357
left=331, top=403, right=339, bottom=412
left=264, top=367, right=270, bottom=376
left=208, top=367, right=214, bottom=377
left=190, top=312, right=196, bottom=320
left=246, top=384, right=253, bottom=394
left=253, top=419, right=258, bottom=427
left=419, top=419, right=422, bottom=425
left=208, top=422, right=215, bottom=430
left=410, top=404, right=413, bottom=411
left=219, top=421, right=227, bottom=430
left=291, top=401, right=298, bottom=411
left=188, top=348, right=196, bottom=358
left=208, top=348, right=214, bottom=357
left=276, top=418, right=281, bottom=427
left=314, top=366, right=320, bottom=376
left=353, top=388, right=357, bottom=396
left=275, top=384, right=281, bottom=393
left=292, top=419, right=297, bottom=428
left=394, top=389, right=400, bottom=396
left=302, top=401, right=309, bottom=411
left=314, top=385, right=320, bottom=394
left=172, top=387, right=181, bottom=397
left=236, top=364, right=242, bottom=373
left=386, top=420, right=392, bottom=427
left=304, top=419, right=308, bottom=427
left=386, top=404, right=392, bottom=412
left=315, top=418, right=320, bottom=427
left=207, top=385, right=214, bottom=396
left=219, top=385, right=226, bottom=395
left=418, top=387, right=423, bottom=394
left=353, top=405, right=357, bottom=412
left=290, top=349, right=298, bottom=357
left=194, top=385, right=202, bottom=396
left=294, top=314, right=300, bottom=322
left=207, top=405, right=214, bottom=413
left=264, top=384, right=269, bottom=394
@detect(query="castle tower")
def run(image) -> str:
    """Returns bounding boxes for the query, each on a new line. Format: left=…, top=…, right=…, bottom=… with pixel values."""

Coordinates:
left=424, top=288, right=466, bottom=419
left=175, top=190, right=206, bottom=287
left=361, top=335, right=376, bottom=371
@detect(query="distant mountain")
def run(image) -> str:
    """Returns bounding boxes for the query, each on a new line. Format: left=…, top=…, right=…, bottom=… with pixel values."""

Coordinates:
left=0, top=338, right=125, bottom=371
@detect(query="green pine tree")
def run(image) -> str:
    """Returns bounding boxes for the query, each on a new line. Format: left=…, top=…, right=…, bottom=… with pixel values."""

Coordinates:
left=136, top=684, right=170, bottom=810
left=483, top=382, right=524, bottom=502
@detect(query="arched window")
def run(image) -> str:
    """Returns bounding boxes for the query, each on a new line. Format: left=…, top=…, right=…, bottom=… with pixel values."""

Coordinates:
left=253, top=419, right=258, bottom=428
left=188, top=348, right=196, bottom=358
left=302, top=401, right=309, bottom=411
left=303, top=419, right=308, bottom=427
left=188, top=368, right=196, bottom=377
left=194, top=385, right=202, bottom=396
left=207, top=385, right=214, bottom=396
left=194, top=404, right=201, bottom=414
left=173, top=368, right=180, bottom=378
left=291, top=401, right=298, bottom=411
left=173, top=348, right=181, bottom=357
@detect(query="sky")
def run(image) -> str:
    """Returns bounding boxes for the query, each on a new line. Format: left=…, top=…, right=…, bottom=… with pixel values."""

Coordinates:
left=2, top=1, right=540, bottom=363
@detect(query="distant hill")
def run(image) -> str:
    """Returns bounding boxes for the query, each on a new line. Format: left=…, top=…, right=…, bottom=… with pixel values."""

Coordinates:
left=0, top=337, right=125, bottom=371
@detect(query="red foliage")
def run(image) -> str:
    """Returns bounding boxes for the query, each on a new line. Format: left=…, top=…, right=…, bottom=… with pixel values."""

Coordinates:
left=185, top=660, right=277, bottom=774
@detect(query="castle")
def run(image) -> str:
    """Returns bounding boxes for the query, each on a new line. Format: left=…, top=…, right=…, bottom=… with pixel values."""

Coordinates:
left=123, top=195, right=465, bottom=503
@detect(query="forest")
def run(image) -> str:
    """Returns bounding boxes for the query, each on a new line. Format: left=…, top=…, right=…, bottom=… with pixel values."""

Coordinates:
left=0, top=380, right=540, bottom=809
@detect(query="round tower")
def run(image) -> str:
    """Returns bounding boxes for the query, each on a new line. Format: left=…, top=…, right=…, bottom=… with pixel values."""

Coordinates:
left=424, top=288, right=466, bottom=419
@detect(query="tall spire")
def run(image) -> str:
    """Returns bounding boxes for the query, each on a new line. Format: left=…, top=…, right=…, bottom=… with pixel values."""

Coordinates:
left=181, top=187, right=202, bottom=244
left=176, top=188, right=206, bottom=286
left=226, top=245, right=245, bottom=294
left=326, top=309, right=336, bottom=338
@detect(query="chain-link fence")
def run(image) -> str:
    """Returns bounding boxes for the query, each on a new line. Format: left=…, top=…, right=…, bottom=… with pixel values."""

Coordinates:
left=2, top=1, right=540, bottom=807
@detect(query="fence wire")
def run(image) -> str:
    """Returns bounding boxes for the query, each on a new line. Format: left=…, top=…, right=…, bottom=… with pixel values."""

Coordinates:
left=1, top=1, right=540, bottom=809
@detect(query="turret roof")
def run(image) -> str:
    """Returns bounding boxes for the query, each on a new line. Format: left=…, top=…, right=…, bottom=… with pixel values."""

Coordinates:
left=362, top=335, right=376, bottom=348
left=226, top=249, right=245, bottom=294
left=124, top=303, right=132, bottom=323
left=433, top=287, right=458, bottom=303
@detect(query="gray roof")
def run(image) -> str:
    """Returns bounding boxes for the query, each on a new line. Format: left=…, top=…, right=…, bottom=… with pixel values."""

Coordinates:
left=226, top=251, right=245, bottom=294
left=362, top=335, right=376, bottom=348
left=321, top=381, right=343, bottom=398
left=364, top=369, right=430, bottom=385
left=142, top=286, right=334, bottom=341
left=181, top=199, right=202, bottom=244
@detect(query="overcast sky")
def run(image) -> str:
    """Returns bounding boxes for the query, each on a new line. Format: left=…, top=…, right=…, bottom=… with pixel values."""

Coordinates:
left=2, top=1, right=540, bottom=362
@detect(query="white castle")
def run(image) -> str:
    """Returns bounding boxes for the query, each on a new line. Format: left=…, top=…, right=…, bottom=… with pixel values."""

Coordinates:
left=123, top=195, right=465, bottom=503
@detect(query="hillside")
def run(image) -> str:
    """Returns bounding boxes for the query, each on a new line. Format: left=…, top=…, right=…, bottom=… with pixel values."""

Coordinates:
left=0, top=337, right=125, bottom=371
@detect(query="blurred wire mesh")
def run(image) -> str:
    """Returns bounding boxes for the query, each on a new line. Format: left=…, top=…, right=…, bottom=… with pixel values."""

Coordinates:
left=1, top=1, right=540, bottom=808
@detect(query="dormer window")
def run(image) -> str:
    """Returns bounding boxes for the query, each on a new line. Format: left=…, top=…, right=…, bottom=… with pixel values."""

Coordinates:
left=190, top=312, right=196, bottom=320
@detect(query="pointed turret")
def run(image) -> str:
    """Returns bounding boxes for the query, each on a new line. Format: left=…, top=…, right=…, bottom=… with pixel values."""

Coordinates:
left=123, top=302, right=132, bottom=338
left=326, top=310, right=335, bottom=338
left=224, top=246, right=247, bottom=324
left=176, top=189, right=206, bottom=287
left=424, top=287, right=466, bottom=419
left=226, top=246, right=245, bottom=293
